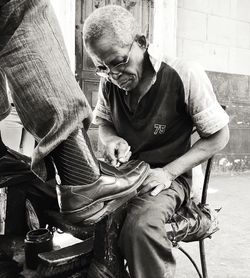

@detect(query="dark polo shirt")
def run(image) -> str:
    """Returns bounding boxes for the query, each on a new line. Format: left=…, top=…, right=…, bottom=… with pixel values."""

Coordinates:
left=101, top=62, right=193, bottom=168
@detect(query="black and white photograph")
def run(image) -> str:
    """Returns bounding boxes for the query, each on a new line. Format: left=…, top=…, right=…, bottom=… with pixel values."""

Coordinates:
left=0, top=0, right=249, bottom=277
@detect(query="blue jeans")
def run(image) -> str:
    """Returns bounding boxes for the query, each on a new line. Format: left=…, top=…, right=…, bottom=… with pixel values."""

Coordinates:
left=119, top=177, right=191, bottom=278
left=0, top=0, right=92, bottom=180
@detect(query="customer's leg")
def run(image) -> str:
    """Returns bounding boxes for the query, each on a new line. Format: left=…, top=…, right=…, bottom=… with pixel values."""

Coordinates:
left=0, top=0, right=149, bottom=224
left=51, top=128, right=99, bottom=184
left=0, top=0, right=99, bottom=182
left=119, top=178, right=190, bottom=278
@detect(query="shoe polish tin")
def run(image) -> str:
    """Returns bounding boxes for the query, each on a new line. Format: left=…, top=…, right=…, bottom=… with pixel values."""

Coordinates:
left=24, top=228, right=53, bottom=269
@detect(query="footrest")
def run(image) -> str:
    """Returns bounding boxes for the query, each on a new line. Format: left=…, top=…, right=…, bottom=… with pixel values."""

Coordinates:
left=45, top=210, right=94, bottom=240
left=37, top=238, right=94, bottom=277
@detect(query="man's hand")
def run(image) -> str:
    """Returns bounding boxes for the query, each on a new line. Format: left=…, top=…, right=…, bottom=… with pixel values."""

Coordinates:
left=140, top=167, right=173, bottom=196
left=104, top=138, right=131, bottom=167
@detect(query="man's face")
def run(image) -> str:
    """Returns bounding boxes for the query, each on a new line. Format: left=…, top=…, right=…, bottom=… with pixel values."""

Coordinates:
left=88, top=37, right=144, bottom=91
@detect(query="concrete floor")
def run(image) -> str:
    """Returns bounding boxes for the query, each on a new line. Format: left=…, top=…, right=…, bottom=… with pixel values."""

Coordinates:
left=1, top=172, right=250, bottom=278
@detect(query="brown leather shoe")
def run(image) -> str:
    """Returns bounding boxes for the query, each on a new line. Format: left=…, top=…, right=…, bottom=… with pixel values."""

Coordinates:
left=56, top=160, right=149, bottom=224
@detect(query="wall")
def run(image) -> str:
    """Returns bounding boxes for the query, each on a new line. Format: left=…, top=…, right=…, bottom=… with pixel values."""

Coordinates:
left=175, top=0, right=250, bottom=172
left=177, top=0, right=250, bottom=75
left=153, top=0, right=177, bottom=56
left=50, top=0, right=75, bottom=71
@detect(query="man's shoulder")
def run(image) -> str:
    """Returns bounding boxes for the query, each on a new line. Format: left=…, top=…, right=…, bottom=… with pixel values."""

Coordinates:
left=162, top=56, right=208, bottom=91
left=148, top=44, right=203, bottom=76
left=163, top=56, right=203, bottom=77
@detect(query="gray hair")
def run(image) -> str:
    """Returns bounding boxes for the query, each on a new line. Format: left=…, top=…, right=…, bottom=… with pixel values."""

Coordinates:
left=83, top=5, right=139, bottom=49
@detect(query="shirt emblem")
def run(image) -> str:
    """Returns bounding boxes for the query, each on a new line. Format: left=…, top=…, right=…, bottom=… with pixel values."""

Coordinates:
left=154, top=124, right=166, bottom=135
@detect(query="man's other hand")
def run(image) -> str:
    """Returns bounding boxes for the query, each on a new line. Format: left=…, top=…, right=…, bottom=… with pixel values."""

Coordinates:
left=140, top=167, right=173, bottom=196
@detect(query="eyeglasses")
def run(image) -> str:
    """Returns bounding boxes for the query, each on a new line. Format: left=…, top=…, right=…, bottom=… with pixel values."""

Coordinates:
left=95, top=40, right=134, bottom=79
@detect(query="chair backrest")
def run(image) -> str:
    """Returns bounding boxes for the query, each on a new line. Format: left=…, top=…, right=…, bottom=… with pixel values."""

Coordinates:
left=201, top=157, right=213, bottom=205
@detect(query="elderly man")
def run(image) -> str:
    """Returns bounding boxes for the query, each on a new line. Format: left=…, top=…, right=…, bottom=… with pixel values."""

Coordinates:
left=83, top=5, right=229, bottom=278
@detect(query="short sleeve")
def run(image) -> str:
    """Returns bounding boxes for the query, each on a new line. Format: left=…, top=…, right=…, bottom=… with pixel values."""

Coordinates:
left=92, top=78, right=113, bottom=125
left=187, top=63, right=229, bottom=137
left=168, top=58, right=229, bottom=137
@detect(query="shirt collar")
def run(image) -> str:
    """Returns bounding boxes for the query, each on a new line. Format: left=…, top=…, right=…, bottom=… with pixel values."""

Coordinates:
left=147, top=44, right=163, bottom=73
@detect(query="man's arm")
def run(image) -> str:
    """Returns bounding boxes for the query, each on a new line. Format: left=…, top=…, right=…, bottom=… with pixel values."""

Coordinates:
left=165, top=125, right=229, bottom=179
left=142, top=125, right=229, bottom=196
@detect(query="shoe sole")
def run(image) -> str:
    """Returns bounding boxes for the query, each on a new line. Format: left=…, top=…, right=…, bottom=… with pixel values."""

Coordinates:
left=81, top=191, right=137, bottom=225
left=62, top=163, right=149, bottom=223
left=62, top=202, right=105, bottom=224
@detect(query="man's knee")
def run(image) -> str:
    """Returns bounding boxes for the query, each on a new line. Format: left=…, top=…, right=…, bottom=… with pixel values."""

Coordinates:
left=119, top=210, right=165, bottom=248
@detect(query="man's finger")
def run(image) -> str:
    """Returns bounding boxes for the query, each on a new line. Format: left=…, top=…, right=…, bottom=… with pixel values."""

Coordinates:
left=150, top=184, right=165, bottom=196
left=140, top=180, right=158, bottom=194
left=117, top=144, right=130, bottom=160
left=141, top=174, right=153, bottom=187
left=105, top=144, right=118, bottom=165
left=118, top=150, right=131, bottom=163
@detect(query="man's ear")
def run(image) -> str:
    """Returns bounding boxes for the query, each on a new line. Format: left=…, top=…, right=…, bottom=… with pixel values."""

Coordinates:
left=135, top=35, right=147, bottom=48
